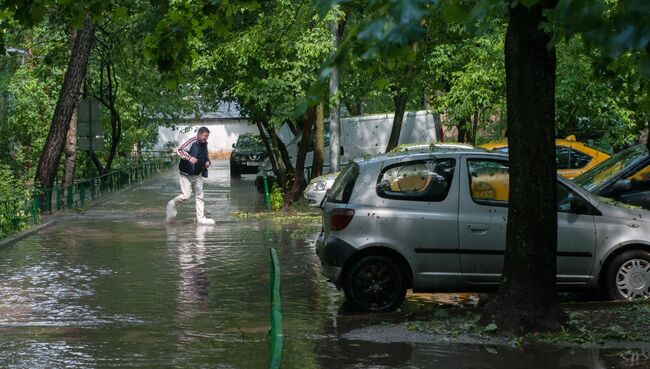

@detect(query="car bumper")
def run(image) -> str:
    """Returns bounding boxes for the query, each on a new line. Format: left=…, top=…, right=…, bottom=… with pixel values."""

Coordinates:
left=304, top=191, right=326, bottom=207
left=234, top=163, right=263, bottom=174
left=316, top=233, right=357, bottom=286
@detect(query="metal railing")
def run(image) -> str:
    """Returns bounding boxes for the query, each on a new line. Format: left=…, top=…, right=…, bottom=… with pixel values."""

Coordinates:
left=0, top=152, right=178, bottom=239
left=269, top=247, right=283, bottom=369
left=38, top=154, right=177, bottom=212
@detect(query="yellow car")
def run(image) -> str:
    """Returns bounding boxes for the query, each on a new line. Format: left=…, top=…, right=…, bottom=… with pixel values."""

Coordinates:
left=480, top=136, right=611, bottom=179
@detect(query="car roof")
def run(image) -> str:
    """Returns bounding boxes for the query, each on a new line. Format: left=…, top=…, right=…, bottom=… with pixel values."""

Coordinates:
left=352, top=147, right=500, bottom=167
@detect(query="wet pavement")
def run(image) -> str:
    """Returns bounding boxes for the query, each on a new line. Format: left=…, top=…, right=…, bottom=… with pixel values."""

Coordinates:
left=0, top=160, right=649, bottom=368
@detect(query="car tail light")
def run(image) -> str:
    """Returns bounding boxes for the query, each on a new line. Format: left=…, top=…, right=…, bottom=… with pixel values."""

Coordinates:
left=331, top=208, right=355, bottom=231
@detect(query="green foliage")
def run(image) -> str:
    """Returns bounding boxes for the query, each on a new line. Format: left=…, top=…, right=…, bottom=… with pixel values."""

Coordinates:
left=0, top=164, right=32, bottom=238
left=192, top=0, right=332, bottom=127
left=556, top=37, right=647, bottom=148
left=427, top=20, right=507, bottom=140
left=1, top=64, right=57, bottom=178
left=269, top=183, right=284, bottom=211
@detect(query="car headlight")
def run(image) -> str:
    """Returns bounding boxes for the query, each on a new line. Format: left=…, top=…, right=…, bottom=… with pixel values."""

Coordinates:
left=309, top=181, right=327, bottom=192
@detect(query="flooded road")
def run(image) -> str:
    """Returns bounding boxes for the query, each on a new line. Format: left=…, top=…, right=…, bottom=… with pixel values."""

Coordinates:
left=0, top=161, right=648, bottom=368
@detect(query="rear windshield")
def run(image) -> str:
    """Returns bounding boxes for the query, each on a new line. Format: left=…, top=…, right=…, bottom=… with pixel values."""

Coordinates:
left=327, top=162, right=359, bottom=204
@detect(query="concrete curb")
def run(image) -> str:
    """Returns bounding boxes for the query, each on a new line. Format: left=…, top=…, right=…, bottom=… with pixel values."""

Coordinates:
left=0, top=219, right=58, bottom=250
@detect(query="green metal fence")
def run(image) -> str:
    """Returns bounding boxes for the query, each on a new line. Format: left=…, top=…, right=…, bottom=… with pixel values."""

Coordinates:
left=0, top=152, right=178, bottom=239
left=269, top=247, right=283, bottom=369
left=38, top=153, right=177, bottom=213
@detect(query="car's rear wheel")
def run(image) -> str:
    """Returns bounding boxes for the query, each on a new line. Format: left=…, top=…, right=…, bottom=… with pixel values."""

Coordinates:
left=604, top=250, right=650, bottom=300
left=343, top=255, right=406, bottom=312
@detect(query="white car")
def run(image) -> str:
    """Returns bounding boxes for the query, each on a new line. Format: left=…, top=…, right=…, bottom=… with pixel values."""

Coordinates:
left=304, top=173, right=339, bottom=207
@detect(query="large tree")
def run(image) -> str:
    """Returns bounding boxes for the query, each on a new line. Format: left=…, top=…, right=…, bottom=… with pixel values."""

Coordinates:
left=1, top=2, right=102, bottom=189
left=35, top=15, right=94, bottom=189
left=478, top=0, right=563, bottom=332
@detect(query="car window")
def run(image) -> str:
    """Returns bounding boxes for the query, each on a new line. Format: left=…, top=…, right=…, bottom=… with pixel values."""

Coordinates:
left=468, top=160, right=584, bottom=212
left=376, top=158, right=456, bottom=202
left=328, top=162, right=359, bottom=204
left=556, top=146, right=592, bottom=170
left=468, top=160, right=510, bottom=205
left=557, top=184, right=579, bottom=213
left=236, top=134, right=264, bottom=148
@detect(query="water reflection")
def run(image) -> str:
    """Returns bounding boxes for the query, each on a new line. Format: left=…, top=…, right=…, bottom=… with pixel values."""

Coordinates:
left=315, top=329, right=650, bottom=369
left=167, top=224, right=212, bottom=317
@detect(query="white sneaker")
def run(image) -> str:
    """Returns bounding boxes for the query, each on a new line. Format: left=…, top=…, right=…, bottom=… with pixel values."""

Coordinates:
left=166, top=200, right=177, bottom=222
left=197, top=217, right=216, bottom=225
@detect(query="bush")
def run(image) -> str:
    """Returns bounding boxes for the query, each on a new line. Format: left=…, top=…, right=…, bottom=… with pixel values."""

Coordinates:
left=270, top=183, right=284, bottom=211
left=0, top=164, right=34, bottom=238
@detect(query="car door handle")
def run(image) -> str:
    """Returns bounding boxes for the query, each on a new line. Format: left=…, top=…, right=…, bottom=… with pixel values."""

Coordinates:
left=467, top=223, right=489, bottom=232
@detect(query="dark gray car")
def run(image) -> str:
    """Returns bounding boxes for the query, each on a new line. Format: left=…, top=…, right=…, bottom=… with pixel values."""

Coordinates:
left=230, top=133, right=268, bottom=178
left=316, top=149, right=650, bottom=312
left=574, top=144, right=650, bottom=209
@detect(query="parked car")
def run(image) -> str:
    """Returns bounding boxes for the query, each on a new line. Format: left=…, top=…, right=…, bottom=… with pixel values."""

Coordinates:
left=316, top=148, right=650, bottom=312
left=302, top=143, right=478, bottom=207
left=304, top=173, right=339, bottom=207
left=574, top=144, right=650, bottom=210
left=230, top=133, right=268, bottom=178
left=480, top=136, right=611, bottom=179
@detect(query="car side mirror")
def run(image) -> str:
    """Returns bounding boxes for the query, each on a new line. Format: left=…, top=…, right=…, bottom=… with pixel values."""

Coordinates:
left=232, top=143, right=236, bottom=148
left=612, top=179, right=632, bottom=193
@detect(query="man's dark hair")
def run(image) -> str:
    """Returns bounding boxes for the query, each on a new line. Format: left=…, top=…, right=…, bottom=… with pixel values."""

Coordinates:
left=198, top=126, right=210, bottom=134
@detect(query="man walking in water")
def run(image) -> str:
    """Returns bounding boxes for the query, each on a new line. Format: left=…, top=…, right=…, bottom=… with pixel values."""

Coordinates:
left=166, top=126, right=216, bottom=225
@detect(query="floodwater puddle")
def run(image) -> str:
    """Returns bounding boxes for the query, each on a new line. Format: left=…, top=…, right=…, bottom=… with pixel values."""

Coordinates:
left=0, top=163, right=647, bottom=368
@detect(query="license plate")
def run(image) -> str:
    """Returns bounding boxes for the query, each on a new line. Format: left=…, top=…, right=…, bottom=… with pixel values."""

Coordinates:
left=247, top=162, right=261, bottom=166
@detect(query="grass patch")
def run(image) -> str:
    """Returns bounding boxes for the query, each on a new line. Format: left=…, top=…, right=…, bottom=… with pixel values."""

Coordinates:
left=534, top=301, right=650, bottom=345
left=231, top=197, right=322, bottom=239
left=402, top=300, right=650, bottom=347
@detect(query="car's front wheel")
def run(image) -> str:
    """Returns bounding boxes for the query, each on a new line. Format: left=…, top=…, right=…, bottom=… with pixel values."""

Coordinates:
left=230, top=162, right=241, bottom=178
left=343, top=255, right=406, bottom=312
left=604, top=250, right=650, bottom=300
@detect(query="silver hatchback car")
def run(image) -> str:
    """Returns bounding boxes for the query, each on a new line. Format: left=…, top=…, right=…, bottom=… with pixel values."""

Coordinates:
left=316, top=149, right=650, bottom=312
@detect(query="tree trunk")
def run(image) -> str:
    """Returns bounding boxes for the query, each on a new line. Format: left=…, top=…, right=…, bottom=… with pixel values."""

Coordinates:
left=343, top=101, right=362, bottom=116
left=311, top=103, right=325, bottom=179
left=471, top=110, right=480, bottom=146
left=386, top=91, right=409, bottom=152
left=480, top=0, right=563, bottom=334
left=62, top=29, right=79, bottom=195
left=329, top=16, right=343, bottom=173
left=35, top=15, right=94, bottom=189
left=386, top=42, right=418, bottom=153
left=62, top=105, right=78, bottom=192
left=261, top=119, right=292, bottom=190
left=283, top=107, right=315, bottom=207
left=103, top=62, right=121, bottom=173
left=256, top=120, right=280, bottom=175
left=457, top=117, right=471, bottom=143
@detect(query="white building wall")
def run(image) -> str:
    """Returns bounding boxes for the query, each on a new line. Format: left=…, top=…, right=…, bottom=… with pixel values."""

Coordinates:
left=155, top=119, right=258, bottom=152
